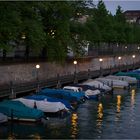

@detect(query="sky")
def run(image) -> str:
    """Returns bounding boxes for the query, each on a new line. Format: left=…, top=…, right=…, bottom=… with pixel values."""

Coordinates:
left=93, top=1, right=140, bottom=15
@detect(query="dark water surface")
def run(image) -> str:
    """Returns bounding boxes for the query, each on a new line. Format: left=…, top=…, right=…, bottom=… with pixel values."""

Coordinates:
left=0, top=88, right=140, bottom=139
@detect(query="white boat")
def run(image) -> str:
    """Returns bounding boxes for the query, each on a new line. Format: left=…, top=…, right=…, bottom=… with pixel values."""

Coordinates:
left=82, top=79, right=112, bottom=92
left=14, top=98, right=69, bottom=113
left=96, top=77, right=129, bottom=89
left=106, top=75, right=137, bottom=85
left=0, top=113, right=8, bottom=123
left=63, top=86, right=101, bottom=99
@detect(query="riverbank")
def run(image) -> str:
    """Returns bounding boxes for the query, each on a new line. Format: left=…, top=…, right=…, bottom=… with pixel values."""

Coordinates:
left=0, top=54, right=140, bottom=98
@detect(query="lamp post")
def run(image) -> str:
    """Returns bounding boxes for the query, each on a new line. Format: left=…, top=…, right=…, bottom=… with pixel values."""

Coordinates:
left=132, top=55, right=136, bottom=69
left=118, top=56, right=122, bottom=71
left=36, top=64, right=40, bottom=92
left=73, top=60, right=78, bottom=83
left=99, top=58, right=103, bottom=77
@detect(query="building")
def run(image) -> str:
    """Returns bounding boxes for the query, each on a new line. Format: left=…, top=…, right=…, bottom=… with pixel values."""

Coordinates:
left=124, top=10, right=140, bottom=24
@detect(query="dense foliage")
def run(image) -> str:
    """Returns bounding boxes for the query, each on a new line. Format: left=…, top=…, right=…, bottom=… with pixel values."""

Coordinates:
left=0, top=1, right=140, bottom=62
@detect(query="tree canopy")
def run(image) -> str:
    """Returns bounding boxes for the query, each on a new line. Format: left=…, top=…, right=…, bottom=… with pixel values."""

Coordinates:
left=0, top=1, right=139, bottom=62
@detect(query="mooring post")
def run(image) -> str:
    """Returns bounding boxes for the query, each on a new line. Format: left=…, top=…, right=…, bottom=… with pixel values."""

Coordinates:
left=10, top=81, right=15, bottom=99
left=88, top=69, right=91, bottom=79
left=56, top=73, right=61, bottom=89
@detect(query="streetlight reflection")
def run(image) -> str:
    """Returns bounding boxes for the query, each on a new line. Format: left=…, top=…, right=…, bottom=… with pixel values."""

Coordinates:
left=115, top=95, right=122, bottom=122
left=71, top=113, right=78, bottom=139
left=117, top=95, right=121, bottom=113
left=131, top=89, right=136, bottom=106
left=96, top=103, right=103, bottom=135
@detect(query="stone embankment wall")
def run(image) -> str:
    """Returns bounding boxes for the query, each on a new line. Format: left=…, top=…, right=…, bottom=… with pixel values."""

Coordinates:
left=0, top=55, right=139, bottom=85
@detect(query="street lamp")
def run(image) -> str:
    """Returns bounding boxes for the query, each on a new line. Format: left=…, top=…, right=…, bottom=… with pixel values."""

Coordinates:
left=73, top=60, right=77, bottom=73
left=73, top=60, right=78, bottom=83
left=118, top=56, right=122, bottom=71
left=36, top=64, right=40, bottom=92
left=99, top=58, right=103, bottom=77
left=21, top=33, right=26, bottom=40
left=132, top=55, right=136, bottom=69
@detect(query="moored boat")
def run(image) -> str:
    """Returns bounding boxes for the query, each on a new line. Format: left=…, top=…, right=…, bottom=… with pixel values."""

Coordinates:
left=38, top=88, right=86, bottom=104
left=96, top=77, right=129, bottom=89
left=106, top=75, right=137, bottom=85
left=63, top=85, right=101, bottom=100
left=14, top=97, right=69, bottom=114
left=24, top=95, right=72, bottom=110
left=0, top=100, right=44, bottom=122
left=82, top=79, right=112, bottom=92
left=115, top=72, right=140, bottom=80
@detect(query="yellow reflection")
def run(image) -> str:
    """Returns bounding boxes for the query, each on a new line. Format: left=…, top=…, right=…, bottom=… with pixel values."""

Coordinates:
left=131, top=89, right=136, bottom=106
left=97, top=103, right=103, bottom=119
left=71, top=113, right=78, bottom=139
left=96, top=103, right=103, bottom=135
left=117, top=95, right=121, bottom=113
left=8, top=133, right=16, bottom=140
left=33, top=133, right=41, bottom=140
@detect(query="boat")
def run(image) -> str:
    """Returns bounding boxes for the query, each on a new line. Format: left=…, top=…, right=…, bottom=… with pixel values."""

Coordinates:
left=96, top=77, right=129, bottom=89
left=38, top=88, right=86, bottom=104
left=105, top=75, right=137, bottom=85
left=63, top=85, right=101, bottom=100
left=82, top=79, right=112, bottom=92
left=14, top=96, right=69, bottom=114
left=115, top=72, right=140, bottom=80
left=24, top=95, right=72, bottom=110
left=0, top=113, right=8, bottom=123
left=0, top=100, right=44, bottom=122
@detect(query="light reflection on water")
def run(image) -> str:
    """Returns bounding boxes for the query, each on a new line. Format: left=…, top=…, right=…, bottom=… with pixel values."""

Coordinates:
left=1, top=88, right=140, bottom=139
left=71, top=113, right=78, bottom=139
left=96, top=103, right=103, bottom=138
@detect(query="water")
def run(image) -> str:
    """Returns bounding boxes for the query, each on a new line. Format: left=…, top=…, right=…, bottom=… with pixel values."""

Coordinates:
left=0, top=88, right=140, bottom=139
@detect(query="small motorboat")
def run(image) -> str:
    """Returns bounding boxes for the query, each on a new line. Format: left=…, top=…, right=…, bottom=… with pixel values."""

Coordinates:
left=96, top=77, right=129, bottom=89
left=106, top=75, right=137, bottom=85
left=14, top=96, right=69, bottom=114
left=25, top=95, right=72, bottom=110
left=0, top=113, right=8, bottom=123
left=115, top=72, right=140, bottom=80
left=63, top=85, right=101, bottom=100
left=38, top=88, right=86, bottom=104
left=82, top=79, right=112, bottom=92
left=0, top=100, right=44, bottom=122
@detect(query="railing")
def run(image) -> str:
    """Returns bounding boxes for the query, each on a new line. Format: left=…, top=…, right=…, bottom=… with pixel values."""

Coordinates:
left=0, top=62, right=140, bottom=99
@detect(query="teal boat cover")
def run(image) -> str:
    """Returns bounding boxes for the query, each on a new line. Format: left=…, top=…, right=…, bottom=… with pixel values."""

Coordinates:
left=0, top=100, right=44, bottom=120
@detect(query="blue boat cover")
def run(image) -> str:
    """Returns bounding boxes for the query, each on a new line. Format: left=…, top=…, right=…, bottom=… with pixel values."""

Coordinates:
left=38, top=88, right=85, bottom=102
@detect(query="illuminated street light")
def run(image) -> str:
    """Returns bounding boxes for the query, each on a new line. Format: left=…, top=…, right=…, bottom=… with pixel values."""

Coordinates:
left=99, top=58, right=103, bottom=62
left=132, top=55, right=136, bottom=58
left=35, top=64, right=40, bottom=92
left=118, top=56, right=122, bottom=60
left=36, top=64, right=40, bottom=69
left=21, top=33, right=26, bottom=40
left=99, top=58, right=103, bottom=76
left=132, top=55, right=136, bottom=69
left=118, top=56, right=122, bottom=71
left=73, top=60, right=78, bottom=83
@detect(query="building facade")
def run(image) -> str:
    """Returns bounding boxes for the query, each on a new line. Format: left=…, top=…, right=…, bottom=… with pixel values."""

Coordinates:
left=124, top=10, right=140, bottom=24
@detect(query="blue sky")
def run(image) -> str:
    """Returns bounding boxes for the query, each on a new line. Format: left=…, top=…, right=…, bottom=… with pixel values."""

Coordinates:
left=93, top=1, right=140, bottom=15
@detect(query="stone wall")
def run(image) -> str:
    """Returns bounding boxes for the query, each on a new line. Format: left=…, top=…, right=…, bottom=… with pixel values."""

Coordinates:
left=0, top=54, right=139, bottom=85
